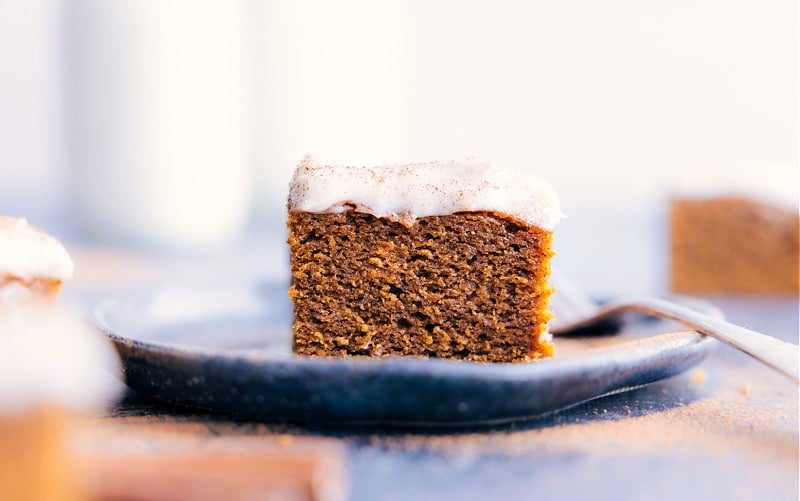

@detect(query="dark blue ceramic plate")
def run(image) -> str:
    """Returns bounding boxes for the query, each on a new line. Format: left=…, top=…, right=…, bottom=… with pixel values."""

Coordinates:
left=89, top=281, right=715, bottom=426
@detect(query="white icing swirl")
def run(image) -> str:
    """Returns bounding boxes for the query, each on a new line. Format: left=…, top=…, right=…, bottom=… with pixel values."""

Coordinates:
left=288, top=156, right=563, bottom=230
left=0, top=217, right=74, bottom=281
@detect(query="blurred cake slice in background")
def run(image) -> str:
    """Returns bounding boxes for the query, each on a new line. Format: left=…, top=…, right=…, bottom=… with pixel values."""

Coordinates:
left=0, top=216, right=74, bottom=304
left=670, top=170, right=799, bottom=296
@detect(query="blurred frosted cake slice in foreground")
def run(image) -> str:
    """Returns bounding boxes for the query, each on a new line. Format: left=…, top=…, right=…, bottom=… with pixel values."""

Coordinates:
left=0, top=309, right=122, bottom=501
left=0, top=218, right=120, bottom=500
left=670, top=170, right=799, bottom=296
left=288, top=156, right=562, bottom=362
left=0, top=216, right=74, bottom=304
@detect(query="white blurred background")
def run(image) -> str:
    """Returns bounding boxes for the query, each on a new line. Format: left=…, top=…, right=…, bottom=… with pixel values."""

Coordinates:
left=0, top=0, right=796, bottom=295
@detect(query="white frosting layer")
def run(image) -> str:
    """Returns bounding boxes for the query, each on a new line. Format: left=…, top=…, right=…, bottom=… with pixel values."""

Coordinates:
left=288, top=156, right=563, bottom=230
left=0, top=305, right=122, bottom=412
left=0, top=217, right=74, bottom=281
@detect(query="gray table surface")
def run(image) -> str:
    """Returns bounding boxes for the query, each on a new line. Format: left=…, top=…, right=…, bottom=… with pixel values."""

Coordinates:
left=105, top=299, right=797, bottom=501
left=68, top=246, right=799, bottom=501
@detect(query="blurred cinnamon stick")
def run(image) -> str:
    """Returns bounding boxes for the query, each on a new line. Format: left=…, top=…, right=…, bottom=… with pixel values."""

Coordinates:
left=79, top=448, right=347, bottom=501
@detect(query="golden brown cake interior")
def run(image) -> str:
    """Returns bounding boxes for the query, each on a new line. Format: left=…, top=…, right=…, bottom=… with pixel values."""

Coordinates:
left=289, top=211, right=555, bottom=362
left=670, top=196, right=799, bottom=295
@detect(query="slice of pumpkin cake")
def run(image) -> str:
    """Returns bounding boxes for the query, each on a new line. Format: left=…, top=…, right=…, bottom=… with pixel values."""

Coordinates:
left=287, top=157, right=562, bottom=362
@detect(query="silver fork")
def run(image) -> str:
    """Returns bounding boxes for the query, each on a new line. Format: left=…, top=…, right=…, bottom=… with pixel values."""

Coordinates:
left=548, top=268, right=800, bottom=383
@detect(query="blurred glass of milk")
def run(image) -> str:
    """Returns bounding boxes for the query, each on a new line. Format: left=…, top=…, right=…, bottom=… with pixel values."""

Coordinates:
left=251, top=0, right=408, bottom=223
left=67, top=0, right=252, bottom=250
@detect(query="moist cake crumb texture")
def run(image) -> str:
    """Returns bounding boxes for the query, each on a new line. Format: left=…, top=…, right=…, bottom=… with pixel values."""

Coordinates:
left=289, top=211, right=555, bottom=361
left=288, top=157, right=560, bottom=362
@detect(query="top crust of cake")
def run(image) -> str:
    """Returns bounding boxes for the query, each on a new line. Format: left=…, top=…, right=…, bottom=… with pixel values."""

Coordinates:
left=288, top=156, right=563, bottom=230
left=0, top=217, right=74, bottom=281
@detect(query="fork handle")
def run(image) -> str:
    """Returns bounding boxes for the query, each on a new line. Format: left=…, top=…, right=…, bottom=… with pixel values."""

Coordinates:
left=596, top=296, right=799, bottom=383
